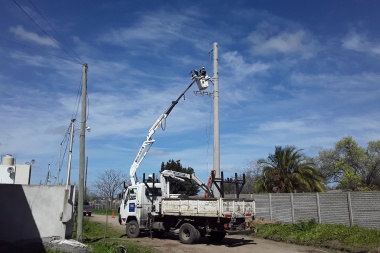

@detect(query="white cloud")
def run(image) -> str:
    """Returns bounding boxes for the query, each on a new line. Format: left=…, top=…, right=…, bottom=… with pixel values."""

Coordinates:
left=247, top=22, right=318, bottom=58
left=10, top=51, right=50, bottom=67
left=290, top=72, right=380, bottom=91
left=257, top=119, right=309, bottom=133
left=342, top=30, right=380, bottom=55
left=221, top=51, right=271, bottom=79
left=273, top=85, right=286, bottom=91
left=9, top=25, right=59, bottom=48
left=98, top=9, right=199, bottom=48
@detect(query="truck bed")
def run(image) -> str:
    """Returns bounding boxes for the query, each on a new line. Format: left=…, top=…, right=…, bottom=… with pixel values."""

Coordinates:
left=159, top=198, right=255, bottom=218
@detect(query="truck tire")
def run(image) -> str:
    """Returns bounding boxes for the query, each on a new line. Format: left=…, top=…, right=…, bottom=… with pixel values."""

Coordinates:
left=126, top=220, right=140, bottom=238
left=179, top=223, right=200, bottom=244
left=208, top=231, right=226, bottom=242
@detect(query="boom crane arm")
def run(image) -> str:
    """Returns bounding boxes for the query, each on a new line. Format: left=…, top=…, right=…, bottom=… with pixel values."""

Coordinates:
left=160, top=170, right=214, bottom=198
left=129, top=79, right=198, bottom=185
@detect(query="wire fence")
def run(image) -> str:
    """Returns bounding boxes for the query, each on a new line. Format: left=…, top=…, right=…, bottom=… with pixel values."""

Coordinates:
left=232, top=191, right=380, bottom=229
left=91, top=202, right=120, bottom=210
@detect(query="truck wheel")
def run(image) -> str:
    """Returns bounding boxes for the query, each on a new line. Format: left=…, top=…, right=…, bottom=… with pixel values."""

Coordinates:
left=126, top=220, right=140, bottom=238
left=179, top=223, right=200, bottom=244
left=88, top=212, right=91, bottom=217
left=209, top=231, right=226, bottom=242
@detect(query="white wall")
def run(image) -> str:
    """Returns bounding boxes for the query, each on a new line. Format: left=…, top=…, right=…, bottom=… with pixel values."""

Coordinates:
left=0, top=164, right=31, bottom=184
left=0, top=184, right=75, bottom=242
left=0, top=165, right=15, bottom=184
left=14, top=164, right=31, bottom=184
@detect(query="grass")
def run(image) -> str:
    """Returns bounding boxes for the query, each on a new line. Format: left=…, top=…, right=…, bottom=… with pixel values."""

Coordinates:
left=253, top=219, right=380, bottom=253
left=92, top=209, right=116, bottom=215
left=78, top=217, right=156, bottom=253
left=48, top=213, right=380, bottom=253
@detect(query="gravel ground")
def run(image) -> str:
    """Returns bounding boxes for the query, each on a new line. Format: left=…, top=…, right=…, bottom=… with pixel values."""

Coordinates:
left=91, top=214, right=335, bottom=253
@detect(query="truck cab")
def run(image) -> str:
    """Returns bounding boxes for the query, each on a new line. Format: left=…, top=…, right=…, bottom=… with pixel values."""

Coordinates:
left=119, top=182, right=163, bottom=237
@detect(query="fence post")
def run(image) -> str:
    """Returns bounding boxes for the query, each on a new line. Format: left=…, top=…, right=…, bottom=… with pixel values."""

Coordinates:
left=291, top=193, right=295, bottom=223
left=316, top=192, right=321, bottom=224
left=269, top=193, right=273, bottom=221
left=347, top=192, right=354, bottom=227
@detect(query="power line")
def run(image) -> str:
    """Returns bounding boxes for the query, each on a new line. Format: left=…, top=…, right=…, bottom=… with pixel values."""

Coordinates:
left=0, top=37, right=82, bottom=65
left=58, top=124, right=71, bottom=179
left=0, top=90, right=69, bottom=119
left=53, top=123, right=71, bottom=183
left=28, top=0, right=84, bottom=64
left=11, top=0, right=82, bottom=64
left=71, top=74, right=83, bottom=120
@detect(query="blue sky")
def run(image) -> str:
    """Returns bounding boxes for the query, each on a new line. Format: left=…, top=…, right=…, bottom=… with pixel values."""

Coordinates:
left=1, top=0, right=380, bottom=187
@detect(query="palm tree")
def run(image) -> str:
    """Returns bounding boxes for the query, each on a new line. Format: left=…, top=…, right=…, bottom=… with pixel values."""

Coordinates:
left=255, top=146, right=325, bottom=193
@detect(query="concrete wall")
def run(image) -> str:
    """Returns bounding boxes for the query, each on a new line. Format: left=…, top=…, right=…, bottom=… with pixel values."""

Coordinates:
left=230, top=192, right=380, bottom=229
left=0, top=184, right=75, bottom=243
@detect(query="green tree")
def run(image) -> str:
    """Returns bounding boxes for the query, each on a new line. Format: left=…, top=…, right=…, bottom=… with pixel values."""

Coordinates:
left=316, top=137, right=380, bottom=190
left=160, top=159, right=199, bottom=196
left=255, top=146, right=325, bottom=193
left=364, top=140, right=380, bottom=190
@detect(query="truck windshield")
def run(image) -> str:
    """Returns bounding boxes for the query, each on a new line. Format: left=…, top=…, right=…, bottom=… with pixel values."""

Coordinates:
left=128, top=188, right=137, bottom=200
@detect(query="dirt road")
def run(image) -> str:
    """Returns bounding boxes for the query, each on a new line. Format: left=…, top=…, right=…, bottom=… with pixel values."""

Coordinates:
left=89, top=214, right=333, bottom=253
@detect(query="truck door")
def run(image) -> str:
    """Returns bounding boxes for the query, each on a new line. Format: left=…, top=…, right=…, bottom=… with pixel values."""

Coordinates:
left=126, top=187, right=138, bottom=216
left=120, top=186, right=138, bottom=225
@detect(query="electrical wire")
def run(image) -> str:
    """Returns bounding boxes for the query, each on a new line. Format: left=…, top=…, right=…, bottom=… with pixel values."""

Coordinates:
left=76, top=80, right=90, bottom=124
left=53, top=123, right=71, bottom=184
left=28, top=0, right=84, bottom=64
left=7, top=1, right=88, bottom=185
left=71, top=77, right=82, bottom=120
left=72, top=66, right=90, bottom=124
left=0, top=90, right=69, bottom=119
left=0, top=37, right=82, bottom=65
left=11, top=0, right=82, bottom=64
left=59, top=133, right=70, bottom=178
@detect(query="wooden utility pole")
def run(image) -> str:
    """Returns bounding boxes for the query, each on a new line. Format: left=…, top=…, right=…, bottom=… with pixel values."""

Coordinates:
left=77, top=63, right=88, bottom=241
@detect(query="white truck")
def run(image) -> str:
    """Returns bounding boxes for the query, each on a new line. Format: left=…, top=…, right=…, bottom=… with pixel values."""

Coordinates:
left=118, top=69, right=255, bottom=244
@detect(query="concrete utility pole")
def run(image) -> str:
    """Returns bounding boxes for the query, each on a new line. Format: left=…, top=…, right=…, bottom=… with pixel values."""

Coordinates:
left=85, top=156, right=88, bottom=200
left=77, top=63, right=88, bottom=241
left=57, top=142, right=63, bottom=184
left=213, top=42, right=220, bottom=197
left=66, top=119, right=75, bottom=190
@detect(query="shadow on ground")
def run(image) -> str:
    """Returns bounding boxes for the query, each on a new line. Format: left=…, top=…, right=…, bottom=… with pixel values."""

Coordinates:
left=120, top=230, right=256, bottom=247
